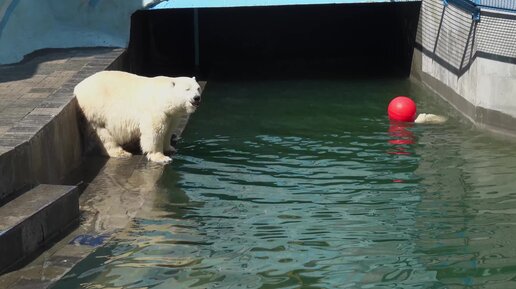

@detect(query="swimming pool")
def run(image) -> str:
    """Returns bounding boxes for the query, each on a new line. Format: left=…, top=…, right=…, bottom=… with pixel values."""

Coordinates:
left=52, top=77, right=516, bottom=288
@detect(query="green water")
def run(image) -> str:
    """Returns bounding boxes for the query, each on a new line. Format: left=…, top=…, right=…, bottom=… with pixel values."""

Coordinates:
left=54, top=78, right=516, bottom=288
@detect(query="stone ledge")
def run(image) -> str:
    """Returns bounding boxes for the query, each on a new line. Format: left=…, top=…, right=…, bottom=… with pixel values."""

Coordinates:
left=0, top=48, right=127, bottom=203
left=0, top=185, right=79, bottom=274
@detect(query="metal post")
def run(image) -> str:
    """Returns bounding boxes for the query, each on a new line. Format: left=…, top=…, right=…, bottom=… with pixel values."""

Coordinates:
left=194, top=8, right=200, bottom=69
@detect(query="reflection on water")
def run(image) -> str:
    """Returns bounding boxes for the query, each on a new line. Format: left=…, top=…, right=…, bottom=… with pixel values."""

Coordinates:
left=76, top=157, right=166, bottom=233
left=388, top=121, right=415, bottom=155
left=52, top=79, right=516, bottom=289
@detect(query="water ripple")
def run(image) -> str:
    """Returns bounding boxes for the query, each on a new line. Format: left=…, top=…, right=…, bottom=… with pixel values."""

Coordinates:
left=52, top=79, right=516, bottom=289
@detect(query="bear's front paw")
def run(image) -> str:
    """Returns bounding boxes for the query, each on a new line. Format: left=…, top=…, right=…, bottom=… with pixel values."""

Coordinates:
left=147, top=152, right=172, bottom=164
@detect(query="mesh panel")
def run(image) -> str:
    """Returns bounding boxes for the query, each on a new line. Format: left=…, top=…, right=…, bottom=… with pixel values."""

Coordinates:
left=477, top=13, right=516, bottom=59
left=420, top=0, right=443, bottom=52
left=475, top=0, right=516, bottom=12
left=416, top=0, right=516, bottom=75
left=434, top=4, right=474, bottom=69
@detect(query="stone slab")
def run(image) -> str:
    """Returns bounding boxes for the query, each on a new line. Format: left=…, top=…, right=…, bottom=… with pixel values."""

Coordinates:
left=0, top=157, right=160, bottom=289
left=0, top=185, right=79, bottom=274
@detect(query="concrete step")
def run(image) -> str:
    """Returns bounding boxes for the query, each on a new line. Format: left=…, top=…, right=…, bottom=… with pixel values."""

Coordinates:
left=0, top=184, right=79, bottom=274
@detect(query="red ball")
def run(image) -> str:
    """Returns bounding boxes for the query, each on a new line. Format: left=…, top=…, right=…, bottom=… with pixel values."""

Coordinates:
left=388, top=96, right=417, bottom=122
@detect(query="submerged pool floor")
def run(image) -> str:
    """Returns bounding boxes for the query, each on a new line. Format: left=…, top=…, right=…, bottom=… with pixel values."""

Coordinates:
left=53, top=78, right=516, bottom=288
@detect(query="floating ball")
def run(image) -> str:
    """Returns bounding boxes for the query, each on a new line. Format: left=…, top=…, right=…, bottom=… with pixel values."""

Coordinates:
left=388, top=96, right=417, bottom=122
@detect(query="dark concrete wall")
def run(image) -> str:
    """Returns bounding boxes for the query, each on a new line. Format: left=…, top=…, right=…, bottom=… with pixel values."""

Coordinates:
left=129, top=2, right=421, bottom=78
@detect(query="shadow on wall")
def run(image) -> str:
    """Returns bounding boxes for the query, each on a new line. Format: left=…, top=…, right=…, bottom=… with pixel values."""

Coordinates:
left=128, top=2, right=421, bottom=79
left=0, top=0, right=161, bottom=65
left=0, top=48, right=119, bottom=84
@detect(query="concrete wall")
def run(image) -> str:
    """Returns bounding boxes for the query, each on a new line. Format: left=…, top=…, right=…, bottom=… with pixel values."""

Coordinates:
left=129, top=2, right=421, bottom=77
left=0, top=0, right=161, bottom=65
left=412, top=0, right=516, bottom=135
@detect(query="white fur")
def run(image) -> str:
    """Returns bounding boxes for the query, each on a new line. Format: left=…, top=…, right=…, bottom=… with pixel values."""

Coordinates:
left=74, top=71, right=201, bottom=164
left=414, top=113, right=448, bottom=124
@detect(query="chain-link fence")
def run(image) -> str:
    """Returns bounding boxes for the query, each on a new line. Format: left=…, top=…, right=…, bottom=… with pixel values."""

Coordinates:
left=474, top=0, right=516, bottom=13
left=416, top=0, right=516, bottom=76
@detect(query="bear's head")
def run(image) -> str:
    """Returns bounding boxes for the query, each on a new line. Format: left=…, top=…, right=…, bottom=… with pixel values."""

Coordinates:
left=169, top=76, right=202, bottom=114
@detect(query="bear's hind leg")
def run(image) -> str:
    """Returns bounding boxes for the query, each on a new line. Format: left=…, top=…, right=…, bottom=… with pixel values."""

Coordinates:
left=96, top=127, right=132, bottom=158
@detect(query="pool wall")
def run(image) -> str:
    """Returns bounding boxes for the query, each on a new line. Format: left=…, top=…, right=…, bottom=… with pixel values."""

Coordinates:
left=411, top=0, right=516, bottom=136
left=128, top=2, right=421, bottom=77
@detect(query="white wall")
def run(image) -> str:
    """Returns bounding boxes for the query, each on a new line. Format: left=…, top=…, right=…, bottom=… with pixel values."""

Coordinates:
left=0, top=0, right=162, bottom=64
left=421, top=53, right=516, bottom=117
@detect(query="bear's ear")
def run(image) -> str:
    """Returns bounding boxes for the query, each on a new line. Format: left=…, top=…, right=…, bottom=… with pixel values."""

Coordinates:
left=192, top=76, right=196, bottom=81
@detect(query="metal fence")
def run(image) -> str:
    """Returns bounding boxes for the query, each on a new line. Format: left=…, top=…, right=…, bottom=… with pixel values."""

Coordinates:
left=473, top=0, right=516, bottom=12
left=417, top=0, right=516, bottom=76
left=446, top=0, right=516, bottom=22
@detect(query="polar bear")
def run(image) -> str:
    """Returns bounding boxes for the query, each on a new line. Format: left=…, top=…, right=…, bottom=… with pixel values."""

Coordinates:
left=414, top=113, right=448, bottom=124
left=74, top=70, right=201, bottom=164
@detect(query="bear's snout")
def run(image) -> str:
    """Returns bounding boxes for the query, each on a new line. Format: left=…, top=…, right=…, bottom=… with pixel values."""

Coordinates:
left=192, top=95, right=201, bottom=107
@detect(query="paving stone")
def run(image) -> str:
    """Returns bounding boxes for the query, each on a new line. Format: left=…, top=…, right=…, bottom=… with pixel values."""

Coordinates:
left=38, top=102, right=63, bottom=109
left=59, top=82, right=76, bottom=89
left=73, top=70, right=95, bottom=79
left=0, top=118, right=14, bottom=125
left=0, top=146, right=10, bottom=153
left=6, top=126, right=40, bottom=134
left=0, top=137, right=27, bottom=147
left=84, top=62, right=107, bottom=68
left=20, top=114, right=53, bottom=125
left=0, top=113, right=17, bottom=121
left=21, top=93, right=48, bottom=100
left=30, top=108, right=61, bottom=116
left=45, top=95, right=72, bottom=102
left=54, top=93, right=73, bottom=101
left=12, top=99, right=40, bottom=107
left=29, top=88, right=55, bottom=93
